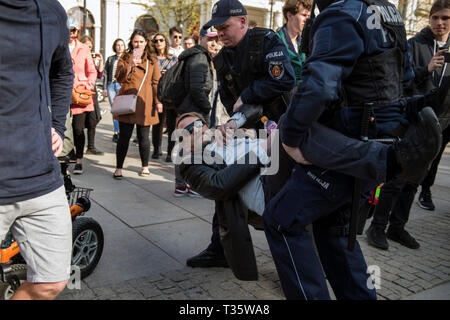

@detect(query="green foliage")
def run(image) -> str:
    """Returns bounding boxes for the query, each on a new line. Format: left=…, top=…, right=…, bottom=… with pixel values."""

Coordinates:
left=138, top=0, right=201, bottom=35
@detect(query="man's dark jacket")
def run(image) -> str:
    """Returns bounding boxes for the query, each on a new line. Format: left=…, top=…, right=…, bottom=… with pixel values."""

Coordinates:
left=408, top=27, right=450, bottom=129
left=180, top=161, right=261, bottom=281
left=0, top=0, right=73, bottom=204
left=178, top=45, right=213, bottom=119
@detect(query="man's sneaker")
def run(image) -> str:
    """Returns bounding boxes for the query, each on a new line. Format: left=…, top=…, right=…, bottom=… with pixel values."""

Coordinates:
left=86, top=147, right=104, bottom=155
left=73, top=164, right=83, bottom=175
left=418, top=190, right=435, bottom=211
left=187, top=187, right=202, bottom=198
left=386, top=228, right=420, bottom=249
left=366, top=225, right=389, bottom=250
left=186, top=249, right=229, bottom=268
left=393, top=107, right=442, bottom=184
left=174, top=185, right=188, bottom=197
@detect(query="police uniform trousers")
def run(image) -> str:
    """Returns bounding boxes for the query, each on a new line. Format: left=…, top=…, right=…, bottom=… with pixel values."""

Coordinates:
left=263, top=163, right=378, bottom=300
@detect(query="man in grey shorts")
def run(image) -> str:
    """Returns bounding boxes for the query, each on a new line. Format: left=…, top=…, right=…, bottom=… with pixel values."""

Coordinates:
left=0, top=0, right=74, bottom=299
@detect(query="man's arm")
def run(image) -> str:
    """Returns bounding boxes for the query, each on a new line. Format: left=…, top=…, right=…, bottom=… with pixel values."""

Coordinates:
left=187, top=54, right=212, bottom=114
left=281, top=11, right=365, bottom=149
left=180, top=163, right=261, bottom=201
left=49, top=32, right=74, bottom=140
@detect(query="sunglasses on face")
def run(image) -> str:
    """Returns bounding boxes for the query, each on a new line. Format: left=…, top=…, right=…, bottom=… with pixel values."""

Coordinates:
left=153, top=38, right=165, bottom=43
left=173, top=35, right=182, bottom=39
left=183, top=120, right=204, bottom=134
left=70, top=28, right=77, bottom=32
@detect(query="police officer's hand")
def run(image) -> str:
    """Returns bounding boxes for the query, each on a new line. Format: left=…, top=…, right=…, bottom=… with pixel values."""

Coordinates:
left=282, top=143, right=312, bottom=165
left=232, top=97, right=244, bottom=113
left=428, top=49, right=446, bottom=73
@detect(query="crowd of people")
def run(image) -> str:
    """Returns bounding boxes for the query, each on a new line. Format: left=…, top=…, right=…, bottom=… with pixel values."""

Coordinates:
left=0, top=0, right=448, bottom=300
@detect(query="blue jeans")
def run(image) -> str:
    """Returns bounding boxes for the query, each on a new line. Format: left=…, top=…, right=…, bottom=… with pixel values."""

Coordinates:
left=107, top=82, right=121, bottom=133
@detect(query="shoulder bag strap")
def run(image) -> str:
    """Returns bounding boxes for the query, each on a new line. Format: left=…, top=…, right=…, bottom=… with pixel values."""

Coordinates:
left=136, top=60, right=149, bottom=95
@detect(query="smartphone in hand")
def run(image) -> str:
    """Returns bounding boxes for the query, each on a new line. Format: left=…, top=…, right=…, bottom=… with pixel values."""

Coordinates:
left=444, top=52, right=450, bottom=63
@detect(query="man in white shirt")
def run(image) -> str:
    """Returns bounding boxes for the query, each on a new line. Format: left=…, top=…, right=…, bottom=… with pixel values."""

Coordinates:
left=168, top=26, right=184, bottom=57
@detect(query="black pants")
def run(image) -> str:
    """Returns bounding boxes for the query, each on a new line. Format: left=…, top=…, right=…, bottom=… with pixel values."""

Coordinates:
left=116, top=122, right=150, bottom=168
left=152, top=108, right=178, bottom=155
left=371, top=126, right=450, bottom=231
left=72, top=111, right=97, bottom=159
left=370, top=179, right=414, bottom=232
left=421, top=126, right=450, bottom=190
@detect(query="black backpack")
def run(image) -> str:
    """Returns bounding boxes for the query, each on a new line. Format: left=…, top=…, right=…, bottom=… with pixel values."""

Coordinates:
left=157, top=59, right=186, bottom=106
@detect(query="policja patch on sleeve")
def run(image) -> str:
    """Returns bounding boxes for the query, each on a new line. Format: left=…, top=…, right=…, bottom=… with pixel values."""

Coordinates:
left=268, top=61, right=285, bottom=80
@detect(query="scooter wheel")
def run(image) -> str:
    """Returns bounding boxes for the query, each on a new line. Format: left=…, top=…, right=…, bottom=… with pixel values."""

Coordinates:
left=0, top=264, right=27, bottom=300
left=72, top=217, right=104, bottom=279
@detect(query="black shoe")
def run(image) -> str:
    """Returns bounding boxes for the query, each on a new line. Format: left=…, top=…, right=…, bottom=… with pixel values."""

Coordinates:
left=165, top=155, right=172, bottom=162
left=386, top=228, right=420, bottom=249
left=186, top=249, right=229, bottom=268
left=366, top=226, right=389, bottom=250
left=393, top=107, right=442, bottom=184
left=152, top=148, right=161, bottom=159
left=418, top=189, right=435, bottom=211
left=73, top=164, right=83, bottom=175
left=112, top=133, right=119, bottom=143
left=133, top=137, right=139, bottom=146
left=86, top=147, right=104, bottom=155
left=68, top=150, right=77, bottom=163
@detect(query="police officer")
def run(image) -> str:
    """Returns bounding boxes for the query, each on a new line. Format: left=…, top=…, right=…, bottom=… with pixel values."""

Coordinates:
left=185, top=0, right=297, bottom=269
left=263, top=0, right=442, bottom=300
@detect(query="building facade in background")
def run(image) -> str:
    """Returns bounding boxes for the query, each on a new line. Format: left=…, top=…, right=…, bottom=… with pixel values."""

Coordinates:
left=58, top=0, right=285, bottom=59
left=58, top=0, right=432, bottom=59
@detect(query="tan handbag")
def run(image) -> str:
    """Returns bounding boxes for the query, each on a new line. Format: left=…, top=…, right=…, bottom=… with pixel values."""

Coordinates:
left=111, top=60, right=148, bottom=115
left=72, top=87, right=95, bottom=106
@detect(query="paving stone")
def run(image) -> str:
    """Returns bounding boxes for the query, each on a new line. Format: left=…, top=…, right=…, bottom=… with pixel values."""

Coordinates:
left=155, top=279, right=176, bottom=290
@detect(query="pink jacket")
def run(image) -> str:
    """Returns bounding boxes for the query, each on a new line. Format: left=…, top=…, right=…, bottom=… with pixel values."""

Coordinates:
left=70, top=40, right=97, bottom=115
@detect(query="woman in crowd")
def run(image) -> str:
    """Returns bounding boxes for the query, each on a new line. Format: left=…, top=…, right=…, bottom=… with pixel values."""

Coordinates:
left=151, top=32, right=178, bottom=161
left=104, top=38, right=126, bottom=143
left=69, top=26, right=98, bottom=174
left=79, top=35, right=105, bottom=156
left=113, top=29, right=162, bottom=178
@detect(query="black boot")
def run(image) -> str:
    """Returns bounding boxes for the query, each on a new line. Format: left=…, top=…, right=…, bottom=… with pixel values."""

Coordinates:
left=386, top=228, right=420, bottom=249
left=418, top=188, right=435, bottom=211
left=392, top=107, right=442, bottom=184
left=366, top=225, right=389, bottom=250
left=186, top=249, right=229, bottom=268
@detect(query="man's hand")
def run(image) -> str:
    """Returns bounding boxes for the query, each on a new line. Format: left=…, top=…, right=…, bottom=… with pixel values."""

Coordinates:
left=218, top=120, right=237, bottom=144
left=51, top=128, right=63, bottom=157
left=282, top=143, right=312, bottom=165
left=232, top=97, right=243, bottom=113
left=428, top=49, right=446, bottom=73
left=156, top=103, right=163, bottom=113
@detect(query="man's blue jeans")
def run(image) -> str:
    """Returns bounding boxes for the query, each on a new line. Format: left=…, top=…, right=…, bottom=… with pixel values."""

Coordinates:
left=107, top=82, right=121, bottom=133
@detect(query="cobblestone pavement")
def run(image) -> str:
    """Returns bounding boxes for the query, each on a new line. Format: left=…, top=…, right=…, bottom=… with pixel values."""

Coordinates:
left=57, top=209, right=449, bottom=301
left=56, top=105, right=449, bottom=300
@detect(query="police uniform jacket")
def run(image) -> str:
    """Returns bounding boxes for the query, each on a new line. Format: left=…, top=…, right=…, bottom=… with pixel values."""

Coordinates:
left=281, top=0, right=416, bottom=146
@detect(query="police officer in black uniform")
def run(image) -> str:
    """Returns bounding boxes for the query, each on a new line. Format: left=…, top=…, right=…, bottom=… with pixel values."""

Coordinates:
left=263, top=0, right=442, bottom=299
left=185, top=0, right=297, bottom=268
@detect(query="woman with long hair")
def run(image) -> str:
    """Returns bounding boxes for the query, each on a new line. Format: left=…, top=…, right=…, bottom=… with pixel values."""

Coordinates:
left=69, top=25, right=98, bottom=175
left=151, top=32, right=177, bottom=161
left=113, top=30, right=162, bottom=178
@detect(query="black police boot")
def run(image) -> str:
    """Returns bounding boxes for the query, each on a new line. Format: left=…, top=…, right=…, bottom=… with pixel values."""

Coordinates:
left=186, top=249, right=229, bottom=268
left=418, top=188, right=435, bottom=211
left=392, top=107, right=442, bottom=184
left=366, top=225, right=389, bottom=250
left=386, top=228, right=420, bottom=249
